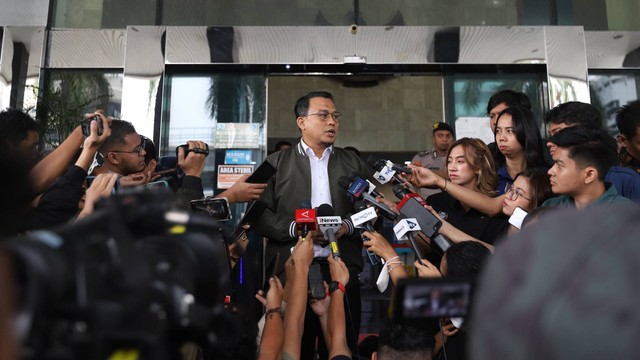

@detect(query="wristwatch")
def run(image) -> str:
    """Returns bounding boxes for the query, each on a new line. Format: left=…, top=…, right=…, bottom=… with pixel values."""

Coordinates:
left=329, top=281, right=346, bottom=294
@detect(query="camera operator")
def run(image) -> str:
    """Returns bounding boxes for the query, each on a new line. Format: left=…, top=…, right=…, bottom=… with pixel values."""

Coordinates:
left=0, top=108, right=102, bottom=198
left=26, top=115, right=112, bottom=230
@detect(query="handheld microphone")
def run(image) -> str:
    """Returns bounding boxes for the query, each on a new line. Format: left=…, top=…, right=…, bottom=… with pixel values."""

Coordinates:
left=351, top=201, right=380, bottom=265
left=295, top=200, right=316, bottom=239
left=393, top=184, right=451, bottom=253
left=366, top=157, right=405, bottom=185
left=316, top=204, right=342, bottom=260
left=393, top=217, right=426, bottom=265
left=385, top=160, right=412, bottom=174
left=348, top=172, right=384, bottom=198
left=338, top=176, right=398, bottom=220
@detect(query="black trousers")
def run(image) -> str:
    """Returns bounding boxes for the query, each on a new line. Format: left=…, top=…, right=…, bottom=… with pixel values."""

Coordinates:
left=300, top=259, right=361, bottom=360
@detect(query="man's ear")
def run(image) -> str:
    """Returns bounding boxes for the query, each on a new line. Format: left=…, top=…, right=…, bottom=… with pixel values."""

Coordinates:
left=296, top=116, right=305, bottom=131
left=371, top=351, right=377, bottom=360
left=106, top=152, right=121, bottom=165
left=583, top=166, right=598, bottom=185
left=617, top=134, right=628, bottom=147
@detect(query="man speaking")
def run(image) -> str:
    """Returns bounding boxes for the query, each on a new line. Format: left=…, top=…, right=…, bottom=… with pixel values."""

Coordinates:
left=255, top=91, right=372, bottom=359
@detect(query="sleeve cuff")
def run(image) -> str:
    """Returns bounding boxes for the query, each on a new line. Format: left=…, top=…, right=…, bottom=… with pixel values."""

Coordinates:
left=181, top=175, right=203, bottom=192
left=342, top=219, right=354, bottom=236
left=288, top=221, right=297, bottom=239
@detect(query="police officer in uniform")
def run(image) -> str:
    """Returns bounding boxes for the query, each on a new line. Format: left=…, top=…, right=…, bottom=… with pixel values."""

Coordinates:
left=412, top=122, right=454, bottom=198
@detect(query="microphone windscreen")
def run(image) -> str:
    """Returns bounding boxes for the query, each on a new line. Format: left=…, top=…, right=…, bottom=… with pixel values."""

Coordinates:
left=300, top=199, right=312, bottom=209
left=316, top=203, right=334, bottom=217
left=354, top=200, right=368, bottom=212
left=337, top=176, right=351, bottom=190
left=393, top=184, right=409, bottom=200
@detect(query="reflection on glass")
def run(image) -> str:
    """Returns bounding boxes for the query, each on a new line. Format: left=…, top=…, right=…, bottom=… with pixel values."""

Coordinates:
left=447, top=73, right=546, bottom=142
left=162, top=73, right=266, bottom=195
left=589, top=72, right=640, bottom=135
left=121, top=76, right=160, bottom=139
left=37, top=70, right=122, bottom=148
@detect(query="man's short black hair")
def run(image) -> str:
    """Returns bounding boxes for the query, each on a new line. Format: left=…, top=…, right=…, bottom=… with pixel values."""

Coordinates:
left=377, top=318, right=436, bottom=360
left=294, top=91, right=334, bottom=117
left=548, top=126, right=617, bottom=181
left=142, top=135, right=157, bottom=164
left=616, top=99, right=640, bottom=139
left=444, top=241, right=492, bottom=278
left=543, top=101, right=602, bottom=128
left=0, top=108, right=38, bottom=151
left=487, top=90, right=531, bottom=114
left=99, top=119, right=137, bottom=154
left=274, top=140, right=292, bottom=151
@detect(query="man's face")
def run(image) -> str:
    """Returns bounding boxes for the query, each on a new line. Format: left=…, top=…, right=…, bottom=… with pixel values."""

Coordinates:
left=432, top=130, right=453, bottom=153
left=547, top=146, right=583, bottom=196
left=489, top=102, right=509, bottom=134
left=297, top=97, right=339, bottom=150
left=109, top=133, right=146, bottom=175
left=619, top=127, right=640, bottom=161
left=18, top=130, right=39, bottom=166
left=546, top=122, right=571, bottom=157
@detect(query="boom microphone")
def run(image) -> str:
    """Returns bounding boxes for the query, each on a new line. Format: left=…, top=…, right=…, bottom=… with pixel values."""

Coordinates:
left=393, top=184, right=451, bottom=253
left=338, top=176, right=398, bottom=220
left=316, top=204, right=341, bottom=259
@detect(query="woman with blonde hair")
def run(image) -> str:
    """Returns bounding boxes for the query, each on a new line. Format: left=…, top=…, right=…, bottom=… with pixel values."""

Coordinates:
left=425, top=138, right=508, bottom=246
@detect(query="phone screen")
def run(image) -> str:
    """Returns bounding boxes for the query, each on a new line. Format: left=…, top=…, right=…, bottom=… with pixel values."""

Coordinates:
left=190, top=197, right=231, bottom=220
left=395, top=278, right=473, bottom=319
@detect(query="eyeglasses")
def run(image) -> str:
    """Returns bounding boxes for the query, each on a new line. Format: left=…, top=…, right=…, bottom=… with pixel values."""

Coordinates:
left=505, top=184, right=530, bottom=201
left=110, top=136, right=146, bottom=156
left=304, top=111, right=342, bottom=121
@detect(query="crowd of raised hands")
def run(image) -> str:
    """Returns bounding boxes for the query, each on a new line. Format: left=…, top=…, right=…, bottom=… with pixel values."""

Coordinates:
left=255, top=237, right=352, bottom=360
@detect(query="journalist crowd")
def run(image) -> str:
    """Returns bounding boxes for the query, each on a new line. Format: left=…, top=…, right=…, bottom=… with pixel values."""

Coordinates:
left=1, top=89, right=640, bottom=360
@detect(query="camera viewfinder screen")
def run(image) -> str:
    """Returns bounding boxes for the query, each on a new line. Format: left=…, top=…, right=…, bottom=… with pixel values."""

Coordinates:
left=402, top=281, right=472, bottom=318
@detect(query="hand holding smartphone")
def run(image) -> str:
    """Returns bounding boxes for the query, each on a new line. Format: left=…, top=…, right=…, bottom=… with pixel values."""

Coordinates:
left=81, top=115, right=104, bottom=137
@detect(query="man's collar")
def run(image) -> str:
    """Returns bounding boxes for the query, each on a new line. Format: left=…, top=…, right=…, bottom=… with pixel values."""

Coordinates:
left=299, top=138, right=333, bottom=158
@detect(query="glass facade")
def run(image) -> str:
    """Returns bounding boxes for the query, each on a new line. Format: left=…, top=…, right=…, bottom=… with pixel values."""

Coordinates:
left=37, top=70, right=123, bottom=148
left=161, top=72, right=267, bottom=196
left=589, top=71, right=640, bottom=135
left=51, top=0, right=640, bottom=30
left=445, top=70, right=548, bottom=143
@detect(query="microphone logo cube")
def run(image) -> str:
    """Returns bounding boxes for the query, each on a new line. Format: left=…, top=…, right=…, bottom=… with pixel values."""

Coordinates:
left=295, top=208, right=316, bottom=223
left=351, top=207, right=377, bottom=228
left=393, top=218, right=422, bottom=241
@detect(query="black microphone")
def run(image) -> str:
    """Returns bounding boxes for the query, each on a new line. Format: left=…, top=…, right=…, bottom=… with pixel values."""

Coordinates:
left=338, top=176, right=398, bottom=220
left=351, top=201, right=380, bottom=265
left=316, top=204, right=341, bottom=260
left=366, top=156, right=405, bottom=185
left=385, top=160, right=412, bottom=174
left=393, top=184, right=451, bottom=253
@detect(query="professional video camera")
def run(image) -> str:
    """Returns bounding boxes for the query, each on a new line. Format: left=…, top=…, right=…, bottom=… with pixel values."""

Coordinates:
left=5, top=187, right=242, bottom=360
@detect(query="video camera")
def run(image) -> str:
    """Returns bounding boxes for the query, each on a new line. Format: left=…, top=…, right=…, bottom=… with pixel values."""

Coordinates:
left=4, top=187, right=239, bottom=360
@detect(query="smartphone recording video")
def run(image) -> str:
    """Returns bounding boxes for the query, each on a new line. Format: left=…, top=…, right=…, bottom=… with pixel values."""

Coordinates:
left=81, top=115, right=104, bottom=137
left=395, top=278, right=473, bottom=319
left=190, top=197, right=231, bottom=221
